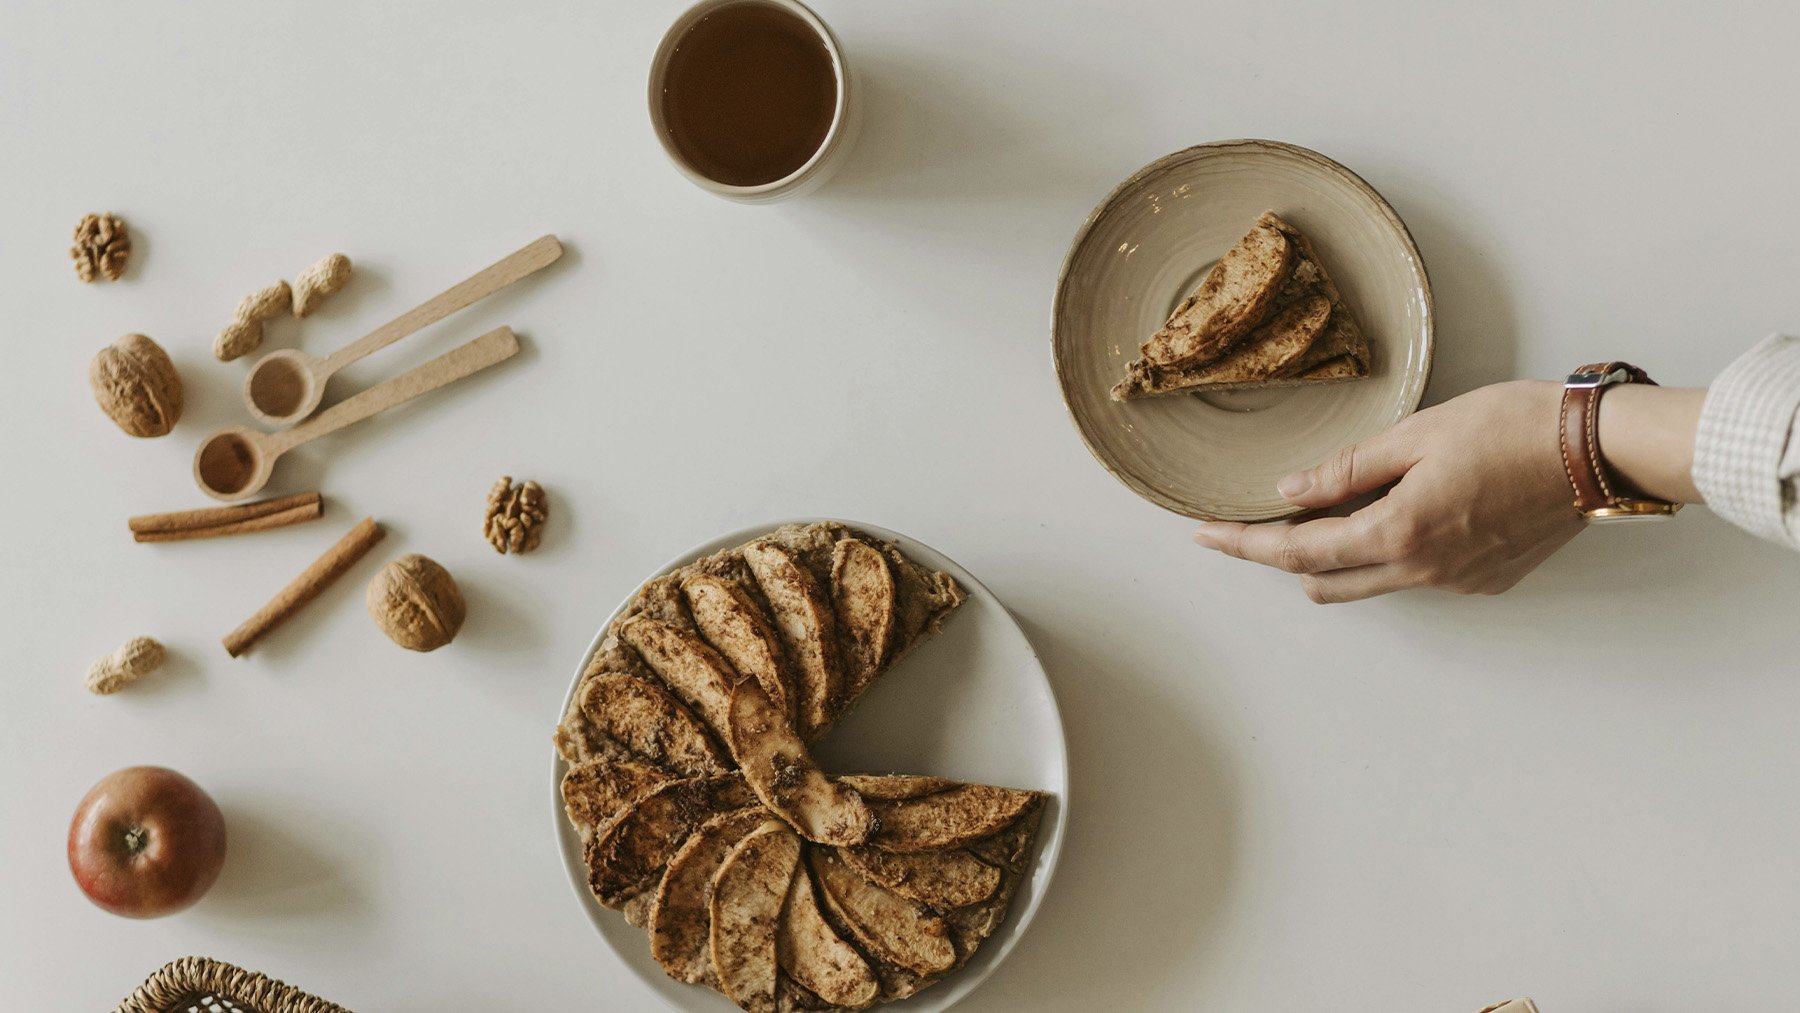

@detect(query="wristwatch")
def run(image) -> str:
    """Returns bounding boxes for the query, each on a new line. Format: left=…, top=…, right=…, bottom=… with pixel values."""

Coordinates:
left=1559, top=362, right=1682, bottom=522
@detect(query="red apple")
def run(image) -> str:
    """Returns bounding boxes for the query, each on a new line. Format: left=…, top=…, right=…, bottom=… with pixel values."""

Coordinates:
left=67, top=765, right=227, bottom=918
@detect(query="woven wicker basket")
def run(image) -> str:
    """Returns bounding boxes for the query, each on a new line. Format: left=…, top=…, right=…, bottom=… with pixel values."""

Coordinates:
left=115, top=957, right=352, bottom=1013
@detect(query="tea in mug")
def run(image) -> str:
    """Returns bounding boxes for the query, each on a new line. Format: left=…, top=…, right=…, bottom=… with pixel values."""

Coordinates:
left=659, top=1, right=839, bottom=187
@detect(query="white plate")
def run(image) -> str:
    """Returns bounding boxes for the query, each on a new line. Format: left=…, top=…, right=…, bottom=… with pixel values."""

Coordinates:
left=1053, top=139, right=1434, bottom=521
left=552, top=519, right=1069, bottom=1012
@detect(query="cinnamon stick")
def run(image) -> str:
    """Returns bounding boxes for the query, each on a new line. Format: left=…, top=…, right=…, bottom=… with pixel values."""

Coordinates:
left=131, top=492, right=323, bottom=541
left=222, top=517, right=385, bottom=657
left=134, top=502, right=322, bottom=542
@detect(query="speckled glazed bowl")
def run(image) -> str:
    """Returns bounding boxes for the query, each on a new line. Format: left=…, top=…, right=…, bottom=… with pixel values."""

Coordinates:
left=1053, top=140, right=1434, bottom=521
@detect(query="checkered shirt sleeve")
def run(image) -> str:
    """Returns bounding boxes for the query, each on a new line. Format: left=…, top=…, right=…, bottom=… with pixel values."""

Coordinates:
left=1693, top=333, right=1800, bottom=548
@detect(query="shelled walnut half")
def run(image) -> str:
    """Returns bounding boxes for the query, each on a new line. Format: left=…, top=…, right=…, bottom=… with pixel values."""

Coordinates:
left=484, top=476, right=547, bottom=554
left=71, top=212, right=131, bottom=282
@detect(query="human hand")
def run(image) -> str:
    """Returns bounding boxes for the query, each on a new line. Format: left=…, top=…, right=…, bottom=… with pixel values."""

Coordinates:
left=1192, top=380, right=1585, bottom=602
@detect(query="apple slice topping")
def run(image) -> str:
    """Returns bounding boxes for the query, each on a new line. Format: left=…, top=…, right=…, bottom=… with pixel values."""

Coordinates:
left=837, top=774, right=958, bottom=801
left=709, top=820, right=802, bottom=1013
left=648, top=807, right=772, bottom=984
left=830, top=539, right=897, bottom=700
left=729, top=677, right=876, bottom=847
left=809, top=848, right=956, bottom=976
left=618, top=615, right=739, bottom=743
left=560, top=756, right=676, bottom=840
left=864, top=784, right=1041, bottom=853
left=579, top=672, right=728, bottom=778
left=585, top=773, right=754, bottom=907
left=779, top=860, right=879, bottom=1008
left=1141, top=221, right=1294, bottom=368
left=837, top=846, right=1000, bottom=909
left=683, top=573, right=794, bottom=728
left=743, top=540, right=842, bottom=740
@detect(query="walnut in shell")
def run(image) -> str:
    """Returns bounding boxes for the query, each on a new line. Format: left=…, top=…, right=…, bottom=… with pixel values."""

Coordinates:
left=484, top=476, right=548, bottom=554
left=366, top=553, right=466, bottom=651
left=71, top=212, right=131, bottom=282
left=89, top=333, right=182, bottom=437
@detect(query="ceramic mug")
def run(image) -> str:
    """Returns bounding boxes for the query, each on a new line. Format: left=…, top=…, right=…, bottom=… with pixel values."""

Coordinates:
left=647, top=0, right=861, bottom=203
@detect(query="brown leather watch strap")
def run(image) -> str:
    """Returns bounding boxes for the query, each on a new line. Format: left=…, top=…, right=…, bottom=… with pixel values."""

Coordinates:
left=1559, top=361, right=1655, bottom=514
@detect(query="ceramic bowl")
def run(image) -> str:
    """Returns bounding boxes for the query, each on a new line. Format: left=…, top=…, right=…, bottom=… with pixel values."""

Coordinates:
left=1052, top=139, right=1434, bottom=521
left=647, top=0, right=862, bottom=204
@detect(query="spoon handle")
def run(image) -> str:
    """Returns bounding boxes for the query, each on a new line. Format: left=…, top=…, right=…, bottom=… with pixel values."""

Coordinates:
left=270, top=326, right=520, bottom=455
left=319, top=235, right=561, bottom=373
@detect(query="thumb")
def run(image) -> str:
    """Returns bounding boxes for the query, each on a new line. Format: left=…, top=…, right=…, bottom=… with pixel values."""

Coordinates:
left=1277, top=422, right=1420, bottom=508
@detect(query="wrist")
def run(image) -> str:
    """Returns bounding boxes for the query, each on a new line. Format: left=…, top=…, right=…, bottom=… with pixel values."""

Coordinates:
left=1593, top=383, right=1705, bottom=504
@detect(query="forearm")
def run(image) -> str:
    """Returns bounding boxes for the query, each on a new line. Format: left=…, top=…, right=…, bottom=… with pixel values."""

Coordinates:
left=1595, top=384, right=1706, bottom=504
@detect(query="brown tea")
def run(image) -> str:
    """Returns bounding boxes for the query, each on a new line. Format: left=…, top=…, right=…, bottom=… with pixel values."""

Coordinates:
left=660, top=2, right=838, bottom=187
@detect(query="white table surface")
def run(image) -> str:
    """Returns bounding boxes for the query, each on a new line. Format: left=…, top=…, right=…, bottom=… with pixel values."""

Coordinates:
left=5, top=2, right=1799, bottom=1010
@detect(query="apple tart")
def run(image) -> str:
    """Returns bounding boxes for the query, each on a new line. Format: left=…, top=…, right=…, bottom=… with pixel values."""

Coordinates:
left=1112, top=210, right=1373, bottom=400
left=555, top=523, right=1049, bottom=1012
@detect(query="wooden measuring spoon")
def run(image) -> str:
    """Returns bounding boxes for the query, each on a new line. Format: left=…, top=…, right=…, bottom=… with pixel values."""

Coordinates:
left=243, top=235, right=561, bottom=428
left=196, top=326, right=520, bottom=501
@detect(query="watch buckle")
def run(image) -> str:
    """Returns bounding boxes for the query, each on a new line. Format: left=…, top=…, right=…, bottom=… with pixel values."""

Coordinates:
left=1565, top=367, right=1630, bottom=389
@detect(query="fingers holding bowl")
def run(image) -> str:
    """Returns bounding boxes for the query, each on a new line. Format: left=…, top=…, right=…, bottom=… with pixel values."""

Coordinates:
left=1193, top=513, right=1393, bottom=575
